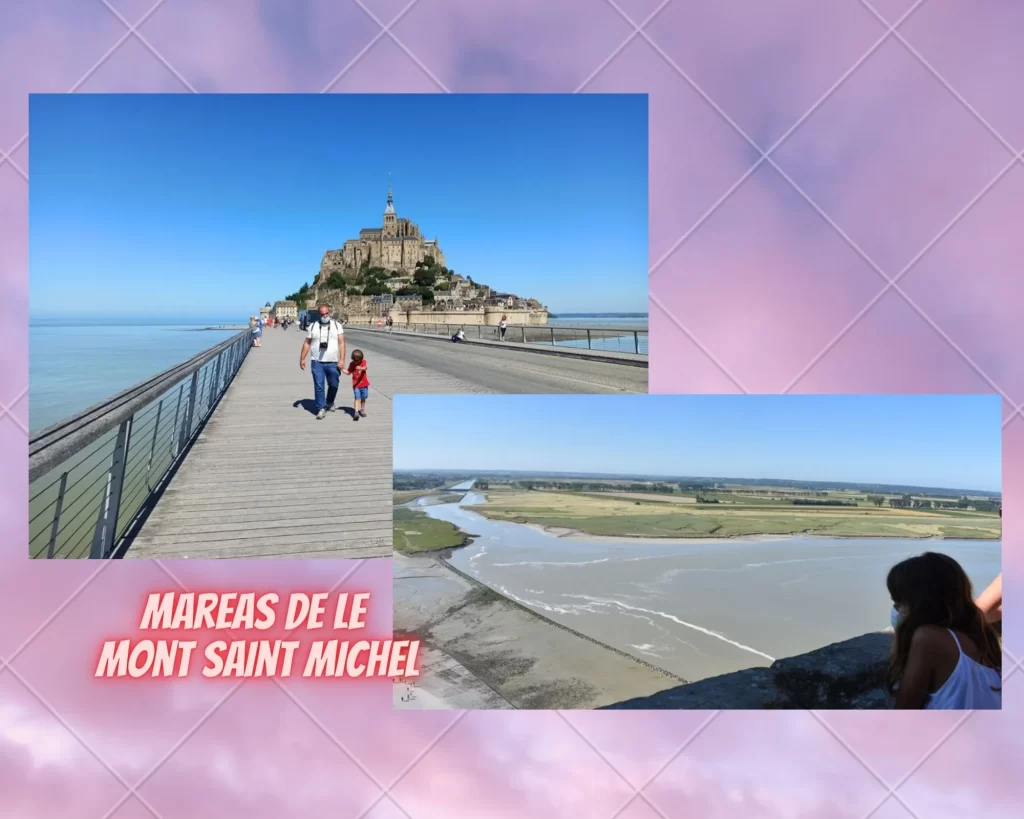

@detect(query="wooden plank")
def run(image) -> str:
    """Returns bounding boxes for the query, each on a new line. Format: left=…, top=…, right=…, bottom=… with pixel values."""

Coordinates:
left=125, top=329, right=395, bottom=559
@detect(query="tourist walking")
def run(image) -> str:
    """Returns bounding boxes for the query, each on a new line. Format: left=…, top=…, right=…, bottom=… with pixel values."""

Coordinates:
left=386, top=315, right=393, bottom=332
left=342, top=349, right=370, bottom=421
left=499, top=314, right=508, bottom=341
left=252, top=316, right=263, bottom=348
left=299, top=303, right=345, bottom=420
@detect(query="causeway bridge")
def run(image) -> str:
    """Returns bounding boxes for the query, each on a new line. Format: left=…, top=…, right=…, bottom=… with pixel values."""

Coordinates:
left=28, top=324, right=647, bottom=560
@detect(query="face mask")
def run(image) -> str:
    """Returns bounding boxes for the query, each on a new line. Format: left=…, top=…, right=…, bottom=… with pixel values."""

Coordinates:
left=319, top=315, right=330, bottom=324
left=890, top=606, right=904, bottom=629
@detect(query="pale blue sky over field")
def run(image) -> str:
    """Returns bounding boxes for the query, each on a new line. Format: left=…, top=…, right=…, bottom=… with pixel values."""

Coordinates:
left=395, top=394, right=1002, bottom=492
left=29, top=94, right=648, bottom=319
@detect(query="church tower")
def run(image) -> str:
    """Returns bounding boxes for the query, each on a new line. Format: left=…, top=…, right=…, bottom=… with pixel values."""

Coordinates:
left=383, top=175, right=397, bottom=237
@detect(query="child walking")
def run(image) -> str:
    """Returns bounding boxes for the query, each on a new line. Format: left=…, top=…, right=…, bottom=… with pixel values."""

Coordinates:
left=886, top=551, right=1001, bottom=709
left=343, top=349, right=369, bottom=422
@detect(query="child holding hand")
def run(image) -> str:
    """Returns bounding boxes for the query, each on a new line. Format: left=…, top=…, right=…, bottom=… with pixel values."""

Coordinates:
left=343, top=349, right=370, bottom=422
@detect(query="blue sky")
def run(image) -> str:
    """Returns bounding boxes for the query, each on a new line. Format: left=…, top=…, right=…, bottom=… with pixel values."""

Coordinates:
left=394, top=394, right=1002, bottom=492
left=29, top=94, right=648, bottom=319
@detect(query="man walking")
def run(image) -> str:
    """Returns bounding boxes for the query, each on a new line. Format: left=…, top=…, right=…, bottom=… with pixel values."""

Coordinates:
left=299, top=303, right=345, bottom=420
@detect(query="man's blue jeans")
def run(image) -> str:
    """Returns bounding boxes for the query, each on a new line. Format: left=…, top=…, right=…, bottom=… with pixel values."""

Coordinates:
left=311, top=359, right=340, bottom=410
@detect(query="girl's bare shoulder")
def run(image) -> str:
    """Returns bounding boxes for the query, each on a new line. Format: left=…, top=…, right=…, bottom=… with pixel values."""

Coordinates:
left=909, top=624, right=954, bottom=655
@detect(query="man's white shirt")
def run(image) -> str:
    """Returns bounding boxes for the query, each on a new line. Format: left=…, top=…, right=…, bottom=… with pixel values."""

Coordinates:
left=306, top=319, right=344, bottom=363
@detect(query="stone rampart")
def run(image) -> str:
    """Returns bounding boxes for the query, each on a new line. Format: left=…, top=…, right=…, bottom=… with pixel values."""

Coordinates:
left=400, top=308, right=548, bottom=326
left=603, top=632, right=893, bottom=710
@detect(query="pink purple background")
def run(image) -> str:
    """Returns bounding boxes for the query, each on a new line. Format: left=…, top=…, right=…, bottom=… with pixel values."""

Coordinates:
left=1, top=1, right=1021, bottom=817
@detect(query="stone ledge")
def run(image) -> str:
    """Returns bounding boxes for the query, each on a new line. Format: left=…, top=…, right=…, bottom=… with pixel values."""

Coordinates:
left=603, top=632, right=892, bottom=710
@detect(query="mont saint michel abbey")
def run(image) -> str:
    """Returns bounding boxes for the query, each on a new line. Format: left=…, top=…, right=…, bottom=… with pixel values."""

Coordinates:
left=319, top=183, right=446, bottom=279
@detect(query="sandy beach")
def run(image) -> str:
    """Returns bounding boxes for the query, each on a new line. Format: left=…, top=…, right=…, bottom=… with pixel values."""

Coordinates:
left=393, top=550, right=681, bottom=710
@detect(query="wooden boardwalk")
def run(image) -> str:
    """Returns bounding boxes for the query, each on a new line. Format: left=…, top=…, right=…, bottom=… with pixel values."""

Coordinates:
left=125, top=329, right=393, bottom=559
left=123, top=325, right=646, bottom=559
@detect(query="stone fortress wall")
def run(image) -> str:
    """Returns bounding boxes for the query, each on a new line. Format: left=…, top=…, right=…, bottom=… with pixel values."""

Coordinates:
left=307, top=290, right=547, bottom=327
left=404, top=307, right=547, bottom=327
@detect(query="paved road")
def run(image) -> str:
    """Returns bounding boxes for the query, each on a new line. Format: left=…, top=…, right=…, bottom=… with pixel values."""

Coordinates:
left=346, top=328, right=648, bottom=394
left=122, top=326, right=645, bottom=559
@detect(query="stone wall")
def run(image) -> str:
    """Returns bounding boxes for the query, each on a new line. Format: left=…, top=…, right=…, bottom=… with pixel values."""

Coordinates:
left=603, top=632, right=893, bottom=710
left=400, top=308, right=548, bottom=327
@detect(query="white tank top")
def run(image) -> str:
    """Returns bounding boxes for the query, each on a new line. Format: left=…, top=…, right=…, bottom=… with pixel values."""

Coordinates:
left=925, top=629, right=1001, bottom=710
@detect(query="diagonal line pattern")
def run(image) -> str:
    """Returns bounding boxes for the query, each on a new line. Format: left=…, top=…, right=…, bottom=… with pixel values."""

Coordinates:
left=810, top=710, right=926, bottom=819
left=0, top=387, right=29, bottom=435
left=96, top=0, right=198, bottom=92
left=644, top=0, right=930, bottom=277
left=649, top=293, right=749, bottom=392
left=0, top=659, right=168, bottom=819
left=0, top=144, right=28, bottom=182
left=0, top=558, right=161, bottom=819
left=609, top=710, right=721, bottom=819
left=556, top=712, right=669, bottom=819
left=321, top=0, right=425, bottom=93
left=576, top=0, right=1015, bottom=808
left=853, top=711, right=974, bottom=819
left=599, top=0, right=1021, bottom=413
left=575, top=0, right=676, bottom=94
left=345, top=0, right=450, bottom=93
left=0, top=0, right=176, bottom=184
left=0, top=1, right=1016, bottom=814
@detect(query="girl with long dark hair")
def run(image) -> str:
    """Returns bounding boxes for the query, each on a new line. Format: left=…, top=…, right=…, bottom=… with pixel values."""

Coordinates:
left=886, top=552, right=1001, bottom=709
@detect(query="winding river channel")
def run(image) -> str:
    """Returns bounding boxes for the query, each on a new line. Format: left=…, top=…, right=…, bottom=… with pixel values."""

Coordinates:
left=415, top=490, right=1001, bottom=681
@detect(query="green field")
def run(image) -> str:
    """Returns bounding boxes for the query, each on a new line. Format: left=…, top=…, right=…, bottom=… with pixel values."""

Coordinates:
left=393, top=506, right=474, bottom=553
left=474, top=489, right=1001, bottom=540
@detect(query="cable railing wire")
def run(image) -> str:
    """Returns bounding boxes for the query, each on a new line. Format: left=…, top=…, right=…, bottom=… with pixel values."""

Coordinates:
left=28, top=329, right=252, bottom=559
left=369, top=321, right=649, bottom=355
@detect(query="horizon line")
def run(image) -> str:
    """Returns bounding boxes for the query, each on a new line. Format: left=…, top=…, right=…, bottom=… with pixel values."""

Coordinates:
left=392, top=468, right=1001, bottom=496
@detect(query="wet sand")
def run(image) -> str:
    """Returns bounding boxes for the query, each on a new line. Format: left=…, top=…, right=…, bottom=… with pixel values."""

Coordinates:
left=393, top=551, right=681, bottom=710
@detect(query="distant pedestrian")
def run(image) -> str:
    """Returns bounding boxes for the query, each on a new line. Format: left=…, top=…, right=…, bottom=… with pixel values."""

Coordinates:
left=499, top=314, right=508, bottom=341
left=299, top=303, right=345, bottom=420
left=252, top=316, right=263, bottom=347
left=386, top=315, right=393, bottom=332
left=343, top=349, right=370, bottom=421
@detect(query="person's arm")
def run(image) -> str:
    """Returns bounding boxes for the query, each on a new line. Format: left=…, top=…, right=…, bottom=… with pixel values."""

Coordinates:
left=299, top=338, right=311, bottom=369
left=337, top=329, right=346, bottom=369
left=975, top=574, right=1002, bottom=623
left=894, top=627, right=940, bottom=709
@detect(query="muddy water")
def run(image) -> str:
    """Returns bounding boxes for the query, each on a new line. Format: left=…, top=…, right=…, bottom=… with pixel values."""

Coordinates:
left=422, top=493, right=1001, bottom=682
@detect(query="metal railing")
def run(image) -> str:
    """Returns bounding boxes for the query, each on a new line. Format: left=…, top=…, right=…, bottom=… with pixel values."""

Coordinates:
left=28, top=329, right=253, bottom=559
left=369, top=322, right=649, bottom=355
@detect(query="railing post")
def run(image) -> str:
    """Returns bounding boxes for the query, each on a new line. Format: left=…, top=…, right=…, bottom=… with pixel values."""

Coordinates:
left=521, top=327, right=526, bottom=343
left=179, top=370, right=200, bottom=453
left=213, top=353, right=223, bottom=398
left=551, top=327, right=555, bottom=345
left=145, top=400, right=163, bottom=491
left=170, top=383, right=184, bottom=457
left=634, top=331, right=640, bottom=355
left=46, top=472, right=68, bottom=559
left=90, top=417, right=132, bottom=559
left=587, top=329, right=592, bottom=350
